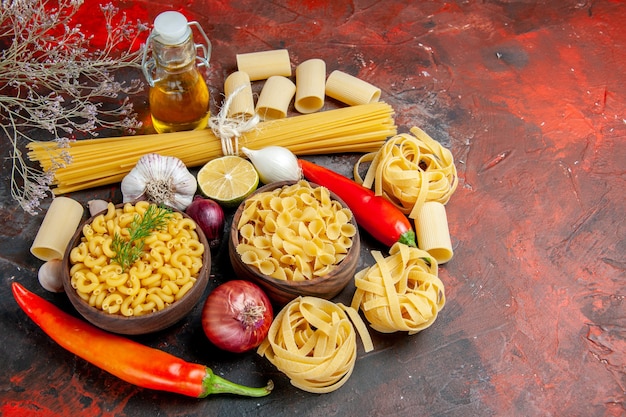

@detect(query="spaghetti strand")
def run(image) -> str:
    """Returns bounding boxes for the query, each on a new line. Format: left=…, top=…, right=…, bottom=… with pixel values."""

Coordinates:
left=28, top=103, right=396, bottom=195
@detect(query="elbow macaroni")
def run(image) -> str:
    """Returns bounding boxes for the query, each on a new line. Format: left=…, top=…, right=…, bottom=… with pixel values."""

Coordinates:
left=69, top=202, right=204, bottom=316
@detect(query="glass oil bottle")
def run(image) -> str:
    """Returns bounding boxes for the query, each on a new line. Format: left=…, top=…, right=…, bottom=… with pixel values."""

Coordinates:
left=142, top=11, right=211, bottom=133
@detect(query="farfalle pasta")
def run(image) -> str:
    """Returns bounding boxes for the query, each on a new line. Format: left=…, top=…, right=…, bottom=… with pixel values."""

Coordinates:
left=351, top=242, right=445, bottom=334
left=236, top=181, right=356, bottom=281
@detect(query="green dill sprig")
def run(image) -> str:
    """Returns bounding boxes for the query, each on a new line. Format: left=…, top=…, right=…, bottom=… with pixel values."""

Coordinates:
left=112, top=204, right=173, bottom=271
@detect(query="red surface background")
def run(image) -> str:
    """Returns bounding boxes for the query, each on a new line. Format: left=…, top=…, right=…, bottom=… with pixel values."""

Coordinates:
left=1, top=1, right=624, bottom=416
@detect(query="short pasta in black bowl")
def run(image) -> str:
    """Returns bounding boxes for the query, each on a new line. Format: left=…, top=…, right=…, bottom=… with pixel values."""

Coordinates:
left=229, top=180, right=360, bottom=305
left=62, top=202, right=210, bottom=335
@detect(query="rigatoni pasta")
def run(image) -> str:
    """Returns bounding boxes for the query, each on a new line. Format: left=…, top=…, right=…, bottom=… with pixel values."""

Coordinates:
left=255, top=75, right=297, bottom=120
left=224, top=71, right=255, bottom=119
left=30, top=196, right=84, bottom=261
left=325, top=70, right=381, bottom=106
left=69, top=201, right=204, bottom=316
left=236, top=49, right=292, bottom=81
left=295, top=58, right=326, bottom=114
left=414, top=201, right=453, bottom=264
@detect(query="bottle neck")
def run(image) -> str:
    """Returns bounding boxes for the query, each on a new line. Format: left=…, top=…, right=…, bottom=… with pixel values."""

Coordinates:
left=152, top=34, right=196, bottom=71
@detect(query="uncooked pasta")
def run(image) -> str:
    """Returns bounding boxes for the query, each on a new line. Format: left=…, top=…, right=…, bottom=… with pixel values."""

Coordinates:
left=236, top=181, right=356, bottom=281
left=351, top=242, right=445, bottom=334
left=27, top=102, right=397, bottom=195
left=257, top=296, right=373, bottom=393
left=354, top=126, right=458, bottom=219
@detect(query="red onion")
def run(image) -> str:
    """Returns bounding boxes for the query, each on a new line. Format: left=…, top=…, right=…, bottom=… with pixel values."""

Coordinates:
left=185, top=195, right=225, bottom=249
left=201, top=280, right=273, bottom=353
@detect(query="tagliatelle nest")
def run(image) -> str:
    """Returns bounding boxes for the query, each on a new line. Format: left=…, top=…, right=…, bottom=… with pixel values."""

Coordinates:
left=257, top=296, right=373, bottom=394
left=351, top=242, right=446, bottom=335
left=354, top=126, right=458, bottom=219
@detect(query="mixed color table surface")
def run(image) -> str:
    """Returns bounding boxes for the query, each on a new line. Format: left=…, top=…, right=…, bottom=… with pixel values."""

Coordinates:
left=1, top=1, right=624, bottom=416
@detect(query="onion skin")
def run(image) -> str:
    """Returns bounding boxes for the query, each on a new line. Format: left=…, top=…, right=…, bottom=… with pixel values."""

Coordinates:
left=185, top=196, right=225, bottom=250
left=201, top=280, right=273, bottom=353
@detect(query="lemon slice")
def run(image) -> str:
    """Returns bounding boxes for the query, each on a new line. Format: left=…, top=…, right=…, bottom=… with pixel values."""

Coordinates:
left=197, top=156, right=259, bottom=207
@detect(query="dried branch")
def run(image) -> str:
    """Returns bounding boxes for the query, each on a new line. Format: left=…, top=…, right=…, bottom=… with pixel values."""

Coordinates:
left=0, top=0, right=149, bottom=214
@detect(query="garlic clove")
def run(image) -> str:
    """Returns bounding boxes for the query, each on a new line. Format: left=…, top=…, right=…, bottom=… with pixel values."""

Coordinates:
left=87, top=199, right=109, bottom=216
left=169, top=160, right=198, bottom=210
left=121, top=163, right=146, bottom=203
left=38, top=259, right=65, bottom=293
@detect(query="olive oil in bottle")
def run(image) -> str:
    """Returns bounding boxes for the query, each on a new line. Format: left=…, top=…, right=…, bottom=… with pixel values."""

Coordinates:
left=142, top=11, right=211, bottom=133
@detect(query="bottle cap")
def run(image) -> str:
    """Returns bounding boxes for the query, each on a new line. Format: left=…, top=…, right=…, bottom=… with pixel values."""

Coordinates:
left=153, top=11, right=191, bottom=45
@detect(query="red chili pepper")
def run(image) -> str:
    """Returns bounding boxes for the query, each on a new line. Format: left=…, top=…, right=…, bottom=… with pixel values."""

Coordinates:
left=299, top=159, right=416, bottom=247
left=11, top=282, right=272, bottom=398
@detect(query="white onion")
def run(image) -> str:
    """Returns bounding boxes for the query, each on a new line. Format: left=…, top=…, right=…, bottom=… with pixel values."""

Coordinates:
left=241, top=146, right=301, bottom=184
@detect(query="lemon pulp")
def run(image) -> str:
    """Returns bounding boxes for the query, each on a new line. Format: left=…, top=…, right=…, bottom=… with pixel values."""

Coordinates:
left=197, top=156, right=259, bottom=207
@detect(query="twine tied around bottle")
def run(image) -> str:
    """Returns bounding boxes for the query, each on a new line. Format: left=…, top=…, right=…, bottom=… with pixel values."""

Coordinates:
left=208, top=85, right=260, bottom=156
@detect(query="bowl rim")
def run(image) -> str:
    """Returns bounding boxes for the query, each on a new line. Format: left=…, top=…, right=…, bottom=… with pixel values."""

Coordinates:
left=62, top=202, right=211, bottom=326
left=229, top=180, right=360, bottom=289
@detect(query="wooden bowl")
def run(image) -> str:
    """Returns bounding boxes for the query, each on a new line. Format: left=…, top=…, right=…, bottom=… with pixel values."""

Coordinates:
left=62, top=203, right=210, bottom=335
left=229, top=181, right=360, bottom=305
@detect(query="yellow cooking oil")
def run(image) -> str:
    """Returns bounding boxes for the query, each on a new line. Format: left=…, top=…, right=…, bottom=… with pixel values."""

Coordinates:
left=149, top=69, right=209, bottom=133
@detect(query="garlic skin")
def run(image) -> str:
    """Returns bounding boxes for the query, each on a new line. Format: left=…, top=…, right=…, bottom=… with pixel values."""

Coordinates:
left=121, top=153, right=197, bottom=211
left=242, top=146, right=302, bottom=184
left=38, top=259, right=65, bottom=293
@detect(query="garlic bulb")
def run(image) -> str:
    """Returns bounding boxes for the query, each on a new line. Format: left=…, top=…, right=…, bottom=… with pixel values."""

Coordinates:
left=121, top=153, right=197, bottom=211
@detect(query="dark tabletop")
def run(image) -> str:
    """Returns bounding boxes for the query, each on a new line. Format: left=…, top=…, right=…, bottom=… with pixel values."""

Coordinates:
left=1, top=1, right=624, bottom=416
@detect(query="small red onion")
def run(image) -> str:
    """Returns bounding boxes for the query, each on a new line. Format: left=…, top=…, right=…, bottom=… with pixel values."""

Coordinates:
left=185, top=195, right=225, bottom=249
left=201, top=280, right=273, bottom=353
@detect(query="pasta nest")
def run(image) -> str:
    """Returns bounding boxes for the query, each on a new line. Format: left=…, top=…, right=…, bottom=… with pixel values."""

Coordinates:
left=257, top=296, right=373, bottom=394
left=354, top=126, right=458, bottom=219
left=351, top=243, right=445, bottom=335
